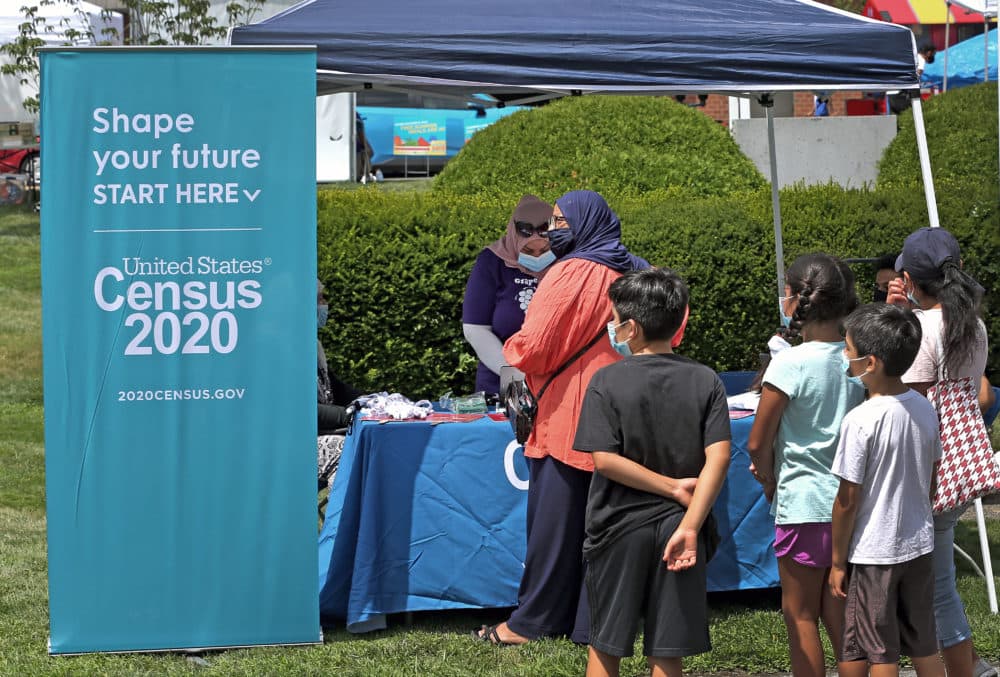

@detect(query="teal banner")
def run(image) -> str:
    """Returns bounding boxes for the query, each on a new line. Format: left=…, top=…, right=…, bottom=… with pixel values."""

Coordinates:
left=40, top=48, right=318, bottom=654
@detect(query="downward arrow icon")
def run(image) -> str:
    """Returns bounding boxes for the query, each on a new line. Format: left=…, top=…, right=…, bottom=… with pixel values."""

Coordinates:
left=243, top=189, right=261, bottom=202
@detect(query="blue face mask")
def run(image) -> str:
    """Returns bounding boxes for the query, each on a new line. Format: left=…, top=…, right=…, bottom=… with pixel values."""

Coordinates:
left=607, top=320, right=633, bottom=357
left=905, top=284, right=920, bottom=307
left=317, top=304, right=329, bottom=329
left=518, top=250, right=556, bottom=272
left=779, top=295, right=792, bottom=328
left=842, top=353, right=869, bottom=386
left=547, top=228, right=575, bottom=258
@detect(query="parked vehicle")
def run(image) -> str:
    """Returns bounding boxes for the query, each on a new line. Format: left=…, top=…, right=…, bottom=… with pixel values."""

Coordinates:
left=0, top=145, right=39, bottom=186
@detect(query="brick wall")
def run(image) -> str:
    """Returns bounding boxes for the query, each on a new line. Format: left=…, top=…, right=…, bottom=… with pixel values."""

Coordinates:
left=672, top=94, right=730, bottom=124
left=674, top=91, right=871, bottom=127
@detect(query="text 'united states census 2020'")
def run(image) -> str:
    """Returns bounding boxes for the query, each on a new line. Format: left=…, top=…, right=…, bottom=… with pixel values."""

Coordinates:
left=94, top=256, right=267, bottom=356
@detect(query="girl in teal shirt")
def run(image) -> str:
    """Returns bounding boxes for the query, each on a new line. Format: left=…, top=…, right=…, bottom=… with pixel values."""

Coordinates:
left=748, top=254, right=865, bottom=677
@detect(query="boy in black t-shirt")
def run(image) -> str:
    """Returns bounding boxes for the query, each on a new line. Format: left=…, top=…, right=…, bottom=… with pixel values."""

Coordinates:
left=573, top=268, right=731, bottom=677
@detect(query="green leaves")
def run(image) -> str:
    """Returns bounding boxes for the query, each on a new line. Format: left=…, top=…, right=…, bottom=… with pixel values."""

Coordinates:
left=319, top=180, right=999, bottom=401
left=432, top=96, right=766, bottom=201
left=0, top=0, right=267, bottom=113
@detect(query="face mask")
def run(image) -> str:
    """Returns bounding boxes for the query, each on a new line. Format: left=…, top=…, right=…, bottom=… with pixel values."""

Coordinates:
left=842, top=354, right=869, bottom=385
left=873, top=289, right=888, bottom=303
left=607, top=320, right=633, bottom=357
left=778, top=295, right=792, bottom=328
left=905, top=284, right=920, bottom=307
left=317, top=304, right=329, bottom=329
left=518, top=250, right=556, bottom=272
left=547, top=228, right=575, bottom=258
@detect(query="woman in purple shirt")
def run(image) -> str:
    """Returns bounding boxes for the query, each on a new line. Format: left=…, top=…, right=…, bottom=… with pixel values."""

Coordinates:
left=462, top=195, right=554, bottom=394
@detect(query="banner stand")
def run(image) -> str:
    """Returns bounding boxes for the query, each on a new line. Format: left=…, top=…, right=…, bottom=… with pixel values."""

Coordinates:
left=41, top=46, right=320, bottom=654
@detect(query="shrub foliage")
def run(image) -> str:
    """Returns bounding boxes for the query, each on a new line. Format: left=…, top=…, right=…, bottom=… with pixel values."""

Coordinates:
left=319, top=184, right=998, bottom=400
left=878, top=82, right=998, bottom=209
left=432, top=96, right=766, bottom=200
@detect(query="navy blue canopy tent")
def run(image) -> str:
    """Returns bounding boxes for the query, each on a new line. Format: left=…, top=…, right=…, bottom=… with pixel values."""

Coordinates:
left=231, top=0, right=938, bottom=300
left=231, top=0, right=920, bottom=95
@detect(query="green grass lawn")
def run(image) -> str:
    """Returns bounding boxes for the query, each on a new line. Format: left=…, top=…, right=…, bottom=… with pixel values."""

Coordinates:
left=1, top=204, right=997, bottom=676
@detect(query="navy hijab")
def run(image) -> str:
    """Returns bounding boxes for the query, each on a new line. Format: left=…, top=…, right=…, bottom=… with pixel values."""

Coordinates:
left=555, top=190, right=649, bottom=272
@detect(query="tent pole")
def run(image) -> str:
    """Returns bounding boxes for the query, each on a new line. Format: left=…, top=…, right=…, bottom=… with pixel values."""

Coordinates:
left=911, top=97, right=940, bottom=228
left=944, top=3, right=951, bottom=92
left=762, top=96, right=786, bottom=309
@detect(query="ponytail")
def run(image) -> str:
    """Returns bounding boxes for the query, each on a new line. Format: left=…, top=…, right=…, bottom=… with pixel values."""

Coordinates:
left=916, top=260, right=984, bottom=375
left=787, top=284, right=812, bottom=340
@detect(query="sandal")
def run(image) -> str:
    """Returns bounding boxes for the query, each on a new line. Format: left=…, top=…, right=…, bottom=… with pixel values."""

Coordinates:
left=471, top=624, right=523, bottom=647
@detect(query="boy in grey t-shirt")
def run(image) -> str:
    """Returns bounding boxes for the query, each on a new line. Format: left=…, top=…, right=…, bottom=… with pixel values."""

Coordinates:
left=831, top=304, right=943, bottom=677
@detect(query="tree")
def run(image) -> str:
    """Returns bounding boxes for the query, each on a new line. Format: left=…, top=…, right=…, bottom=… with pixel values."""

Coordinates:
left=1, top=0, right=266, bottom=113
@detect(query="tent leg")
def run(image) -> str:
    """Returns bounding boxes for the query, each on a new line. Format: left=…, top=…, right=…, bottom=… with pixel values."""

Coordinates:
left=944, top=4, right=951, bottom=92
left=986, top=20, right=991, bottom=83
left=911, top=97, right=940, bottom=228
left=763, top=100, right=786, bottom=310
left=973, top=498, right=998, bottom=614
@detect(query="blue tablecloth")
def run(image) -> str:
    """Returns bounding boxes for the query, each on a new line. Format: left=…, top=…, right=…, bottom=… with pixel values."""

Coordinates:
left=318, top=414, right=777, bottom=632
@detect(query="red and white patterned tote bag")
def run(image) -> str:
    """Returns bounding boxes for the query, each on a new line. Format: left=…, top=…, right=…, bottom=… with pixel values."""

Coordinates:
left=930, top=375, right=1000, bottom=515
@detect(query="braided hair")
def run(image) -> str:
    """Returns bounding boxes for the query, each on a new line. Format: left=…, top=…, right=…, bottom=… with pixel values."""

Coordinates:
left=784, top=254, right=858, bottom=339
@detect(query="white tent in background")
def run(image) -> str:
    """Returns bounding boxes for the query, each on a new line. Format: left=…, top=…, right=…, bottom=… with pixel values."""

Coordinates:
left=0, top=0, right=122, bottom=121
left=943, top=0, right=998, bottom=91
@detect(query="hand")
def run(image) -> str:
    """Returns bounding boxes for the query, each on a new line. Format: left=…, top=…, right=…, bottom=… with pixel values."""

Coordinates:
left=886, top=277, right=911, bottom=307
left=749, top=462, right=775, bottom=489
left=505, top=365, right=526, bottom=382
left=829, top=564, right=848, bottom=599
left=672, top=477, right=698, bottom=507
left=761, top=478, right=776, bottom=503
left=663, top=526, right=698, bottom=571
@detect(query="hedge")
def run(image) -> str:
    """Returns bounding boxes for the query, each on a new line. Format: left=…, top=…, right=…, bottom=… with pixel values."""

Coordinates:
left=878, top=81, right=998, bottom=207
left=319, top=184, right=998, bottom=400
left=432, top=96, right=766, bottom=200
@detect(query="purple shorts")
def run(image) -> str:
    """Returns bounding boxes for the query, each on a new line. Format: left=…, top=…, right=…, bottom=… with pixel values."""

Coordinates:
left=774, top=523, right=833, bottom=568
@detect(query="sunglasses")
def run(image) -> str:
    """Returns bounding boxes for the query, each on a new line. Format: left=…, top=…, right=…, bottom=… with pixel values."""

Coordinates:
left=515, top=220, right=550, bottom=238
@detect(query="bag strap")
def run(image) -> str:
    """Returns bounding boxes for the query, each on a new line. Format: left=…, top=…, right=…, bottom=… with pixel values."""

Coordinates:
left=535, top=327, right=607, bottom=402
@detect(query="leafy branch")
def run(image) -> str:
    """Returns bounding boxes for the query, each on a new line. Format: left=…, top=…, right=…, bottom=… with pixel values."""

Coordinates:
left=1, top=0, right=266, bottom=114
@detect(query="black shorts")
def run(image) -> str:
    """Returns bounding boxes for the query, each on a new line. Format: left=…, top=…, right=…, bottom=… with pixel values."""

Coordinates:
left=585, top=513, right=710, bottom=658
left=840, top=553, right=937, bottom=664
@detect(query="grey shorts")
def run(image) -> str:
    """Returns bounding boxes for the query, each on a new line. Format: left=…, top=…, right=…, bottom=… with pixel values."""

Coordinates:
left=840, top=553, right=937, bottom=664
left=585, top=514, right=710, bottom=658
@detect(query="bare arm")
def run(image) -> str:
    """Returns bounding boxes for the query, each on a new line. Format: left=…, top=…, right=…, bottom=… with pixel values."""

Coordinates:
left=979, top=375, right=995, bottom=416
left=829, top=479, right=861, bottom=599
left=747, top=384, right=788, bottom=500
left=663, top=440, right=731, bottom=570
left=592, top=451, right=698, bottom=507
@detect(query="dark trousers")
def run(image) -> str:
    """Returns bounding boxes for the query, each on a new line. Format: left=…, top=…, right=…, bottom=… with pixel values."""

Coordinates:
left=507, top=455, right=592, bottom=643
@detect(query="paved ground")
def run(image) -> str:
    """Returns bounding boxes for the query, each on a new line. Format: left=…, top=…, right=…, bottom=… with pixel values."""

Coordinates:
left=960, top=497, right=1000, bottom=520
